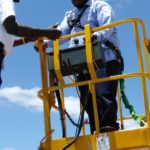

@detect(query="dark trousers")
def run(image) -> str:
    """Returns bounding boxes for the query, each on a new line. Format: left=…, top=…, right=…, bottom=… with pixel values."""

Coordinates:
left=77, top=60, right=121, bottom=133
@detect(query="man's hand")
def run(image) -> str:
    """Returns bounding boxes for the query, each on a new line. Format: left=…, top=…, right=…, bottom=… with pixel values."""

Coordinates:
left=48, top=23, right=59, bottom=29
left=47, top=28, right=61, bottom=40
left=91, top=34, right=98, bottom=42
left=34, top=40, right=48, bottom=53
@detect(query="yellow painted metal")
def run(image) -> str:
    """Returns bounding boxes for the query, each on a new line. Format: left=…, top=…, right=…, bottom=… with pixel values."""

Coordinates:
left=84, top=24, right=97, bottom=80
left=117, top=114, right=145, bottom=122
left=148, top=40, right=150, bottom=53
left=58, top=18, right=147, bottom=42
left=48, top=72, right=150, bottom=92
left=53, top=39, right=65, bottom=84
left=109, top=127, right=150, bottom=149
left=37, top=18, right=150, bottom=150
left=36, top=39, right=52, bottom=150
left=51, top=40, right=67, bottom=138
left=117, top=87, right=124, bottom=130
left=142, top=39, right=150, bottom=74
left=41, top=134, right=97, bottom=150
left=59, top=88, right=67, bottom=137
left=40, top=128, right=150, bottom=150
left=89, top=83, right=100, bottom=133
left=133, top=22, right=150, bottom=127
left=48, top=74, right=56, bottom=108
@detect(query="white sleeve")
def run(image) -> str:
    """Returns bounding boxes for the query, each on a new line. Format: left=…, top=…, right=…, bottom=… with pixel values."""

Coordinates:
left=0, top=0, right=15, bottom=24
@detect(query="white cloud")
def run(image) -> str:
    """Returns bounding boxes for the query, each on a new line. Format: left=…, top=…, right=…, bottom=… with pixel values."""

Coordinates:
left=121, top=119, right=142, bottom=130
left=0, top=86, right=86, bottom=118
left=0, top=86, right=144, bottom=130
left=0, top=86, right=81, bottom=116
left=0, top=86, right=43, bottom=111
left=64, top=96, right=80, bottom=117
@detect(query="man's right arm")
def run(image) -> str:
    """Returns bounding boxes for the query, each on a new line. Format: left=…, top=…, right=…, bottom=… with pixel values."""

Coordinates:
left=3, top=15, right=61, bottom=40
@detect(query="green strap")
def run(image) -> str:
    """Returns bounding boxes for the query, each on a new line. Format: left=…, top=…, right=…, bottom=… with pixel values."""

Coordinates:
left=119, top=79, right=145, bottom=127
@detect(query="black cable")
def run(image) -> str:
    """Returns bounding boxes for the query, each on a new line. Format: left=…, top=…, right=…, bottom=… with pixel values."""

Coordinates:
left=65, top=110, right=80, bottom=127
left=54, top=81, right=66, bottom=138
left=60, top=90, right=89, bottom=150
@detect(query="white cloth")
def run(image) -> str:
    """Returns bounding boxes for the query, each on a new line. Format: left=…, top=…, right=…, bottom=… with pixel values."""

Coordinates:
left=0, top=0, right=15, bottom=56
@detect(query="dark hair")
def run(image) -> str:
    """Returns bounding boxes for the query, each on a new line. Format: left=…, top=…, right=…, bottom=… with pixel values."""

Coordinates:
left=13, top=0, right=20, bottom=2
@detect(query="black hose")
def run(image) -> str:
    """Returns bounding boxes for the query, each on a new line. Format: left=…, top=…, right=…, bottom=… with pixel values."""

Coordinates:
left=60, top=90, right=89, bottom=150
left=54, top=81, right=66, bottom=138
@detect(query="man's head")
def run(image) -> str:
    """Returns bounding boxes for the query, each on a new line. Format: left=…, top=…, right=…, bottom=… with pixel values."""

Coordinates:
left=13, top=0, right=20, bottom=3
left=71, top=0, right=88, bottom=8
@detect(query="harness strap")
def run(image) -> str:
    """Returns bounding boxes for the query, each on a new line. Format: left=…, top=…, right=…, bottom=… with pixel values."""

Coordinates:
left=68, top=5, right=89, bottom=30
left=104, top=40, right=124, bottom=72
left=104, top=40, right=121, bottom=57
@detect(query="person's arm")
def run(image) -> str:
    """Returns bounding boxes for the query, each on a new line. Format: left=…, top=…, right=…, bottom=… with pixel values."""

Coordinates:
left=46, top=13, right=71, bottom=48
left=3, top=15, right=61, bottom=40
left=92, top=2, right=115, bottom=42
left=13, top=37, right=36, bottom=47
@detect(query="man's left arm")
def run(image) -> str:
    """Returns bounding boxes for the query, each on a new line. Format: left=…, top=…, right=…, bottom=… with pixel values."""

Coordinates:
left=92, top=3, right=115, bottom=42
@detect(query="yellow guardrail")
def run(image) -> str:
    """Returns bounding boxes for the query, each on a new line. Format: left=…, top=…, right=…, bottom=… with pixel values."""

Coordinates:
left=36, top=18, right=150, bottom=150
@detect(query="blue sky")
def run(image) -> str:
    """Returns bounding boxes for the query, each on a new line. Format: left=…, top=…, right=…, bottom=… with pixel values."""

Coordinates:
left=0, top=0, right=150, bottom=150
